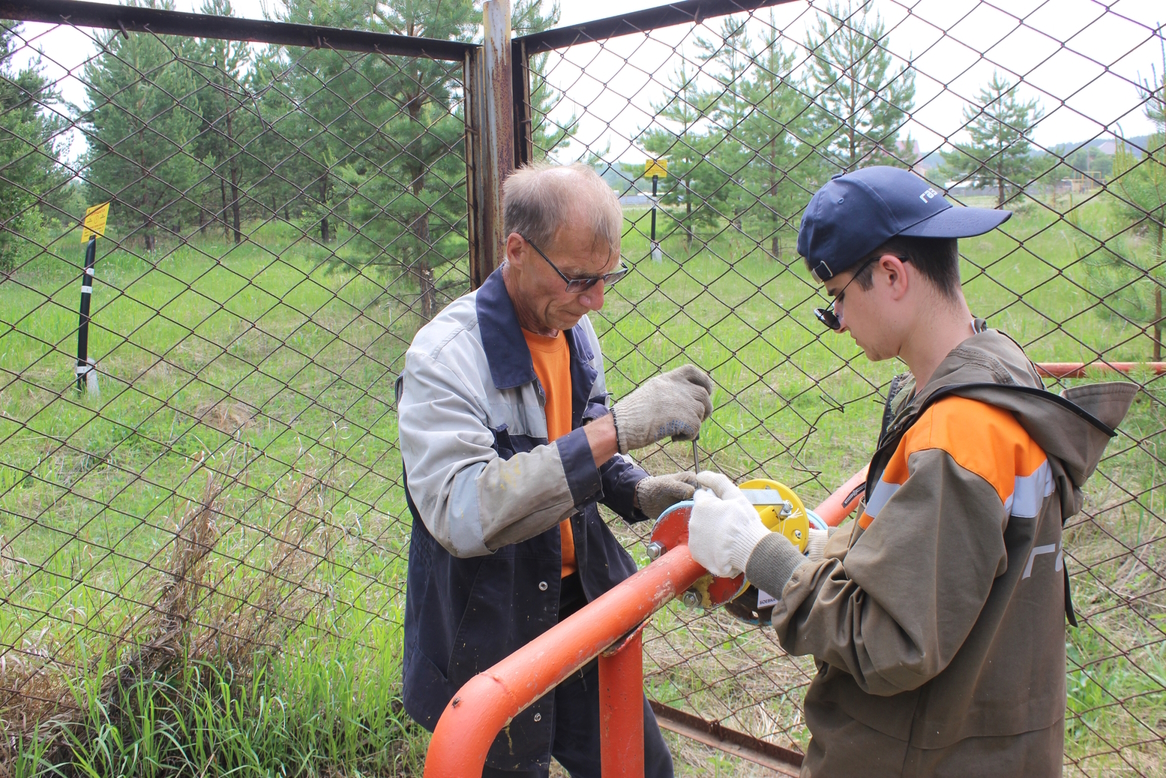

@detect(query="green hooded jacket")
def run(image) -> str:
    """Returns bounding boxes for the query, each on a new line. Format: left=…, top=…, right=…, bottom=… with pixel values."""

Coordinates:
left=753, top=328, right=1136, bottom=777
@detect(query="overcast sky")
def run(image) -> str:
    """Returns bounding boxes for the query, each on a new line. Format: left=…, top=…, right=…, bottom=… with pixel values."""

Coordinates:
left=11, top=0, right=1165, bottom=164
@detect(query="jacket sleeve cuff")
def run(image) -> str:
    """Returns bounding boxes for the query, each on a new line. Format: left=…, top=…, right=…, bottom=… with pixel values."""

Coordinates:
left=582, top=400, right=611, bottom=424
left=745, top=533, right=809, bottom=599
left=556, top=426, right=602, bottom=506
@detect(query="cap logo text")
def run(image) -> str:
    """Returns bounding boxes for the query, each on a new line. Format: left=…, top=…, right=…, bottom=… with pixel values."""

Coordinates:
left=919, top=187, right=939, bottom=203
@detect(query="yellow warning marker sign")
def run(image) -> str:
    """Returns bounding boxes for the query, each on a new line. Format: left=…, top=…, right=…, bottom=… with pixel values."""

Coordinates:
left=644, top=158, right=668, bottom=178
left=81, top=202, right=111, bottom=242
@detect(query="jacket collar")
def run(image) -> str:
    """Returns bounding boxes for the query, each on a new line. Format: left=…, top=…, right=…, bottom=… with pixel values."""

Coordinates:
left=475, top=267, right=595, bottom=391
left=883, top=328, right=1132, bottom=488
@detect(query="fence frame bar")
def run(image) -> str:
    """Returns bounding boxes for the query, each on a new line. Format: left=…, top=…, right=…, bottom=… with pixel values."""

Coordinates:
left=513, top=0, right=800, bottom=55
left=468, top=0, right=513, bottom=289
left=1, top=0, right=474, bottom=59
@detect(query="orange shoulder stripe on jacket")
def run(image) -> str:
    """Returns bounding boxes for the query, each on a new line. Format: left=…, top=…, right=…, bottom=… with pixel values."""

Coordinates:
left=859, top=396, right=1048, bottom=529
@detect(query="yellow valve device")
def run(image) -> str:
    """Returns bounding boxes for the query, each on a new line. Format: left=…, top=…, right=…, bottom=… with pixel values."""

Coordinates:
left=647, top=478, right=813, bottom=615
left=738, top=478, right=810, bottom=553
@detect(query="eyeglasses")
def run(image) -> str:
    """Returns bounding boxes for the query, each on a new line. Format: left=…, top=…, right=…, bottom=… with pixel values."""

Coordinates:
left=813, top=254, right=890, bottom=331
left=521, top=234, right=630, bottom=293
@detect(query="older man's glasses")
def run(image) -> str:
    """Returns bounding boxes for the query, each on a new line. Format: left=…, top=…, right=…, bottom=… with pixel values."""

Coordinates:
left=813, top=254, right=887, bottom=331
left=521, top=234, right=630, bottom=293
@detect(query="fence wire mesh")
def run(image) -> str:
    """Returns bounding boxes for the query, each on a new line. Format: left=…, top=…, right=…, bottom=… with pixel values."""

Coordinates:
left=524, top=2, right=1165, bottom=774
left=0, top=0, right=1163, bottom=776
left=0, top=9, right=470, bottom=773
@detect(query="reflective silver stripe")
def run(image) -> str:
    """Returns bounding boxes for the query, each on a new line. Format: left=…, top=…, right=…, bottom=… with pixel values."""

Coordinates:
left=863, top=479, right=900, bottom=519
left=81, top=285, right=92, bottom=294
left=1002, top=459, right=1053, bottom=518
left=75, top=365, right=91, bottom=374
left=84, top=267, right=94, bottom=276
left=741, top=489, right=787, bottom=505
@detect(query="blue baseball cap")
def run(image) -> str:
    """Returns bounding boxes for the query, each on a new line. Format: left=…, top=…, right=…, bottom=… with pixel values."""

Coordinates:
left=797, top=166, right=1012, bottom=281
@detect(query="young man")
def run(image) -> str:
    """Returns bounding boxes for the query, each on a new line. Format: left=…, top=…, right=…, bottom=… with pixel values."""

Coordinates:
left=687, top=166, right=1136, bottom=777
left=397, top=162, right=710, bottom=777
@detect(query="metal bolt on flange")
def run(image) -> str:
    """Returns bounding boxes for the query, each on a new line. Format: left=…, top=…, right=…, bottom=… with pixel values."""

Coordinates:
left=646, top=541, right=665, bottom=561
left=681, top=591, right=701, bottom=608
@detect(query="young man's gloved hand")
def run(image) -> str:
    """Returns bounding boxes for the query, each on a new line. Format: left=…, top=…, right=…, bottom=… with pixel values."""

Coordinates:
left=686, top=472, right=769, bottom=577
left=611, top=365, right=713, bottom=454
left=688, top=472, right=807, bottom=592
left=635, top=472, right=703, bottom=520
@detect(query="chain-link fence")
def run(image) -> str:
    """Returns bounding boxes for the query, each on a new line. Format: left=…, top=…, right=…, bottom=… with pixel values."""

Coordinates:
left=1, top=0, right=1164, bottom=775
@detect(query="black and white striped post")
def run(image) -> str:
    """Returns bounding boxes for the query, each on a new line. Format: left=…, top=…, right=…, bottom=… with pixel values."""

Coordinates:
left=75, top=235, right=98, bottom=392
left=75, top=202, right=108, bottom=394
left=644, top=158, right=667, bottom=262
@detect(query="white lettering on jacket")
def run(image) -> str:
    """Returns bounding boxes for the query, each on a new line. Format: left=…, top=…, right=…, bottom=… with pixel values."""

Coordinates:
left=1022, top=542, right=1064, bottom=580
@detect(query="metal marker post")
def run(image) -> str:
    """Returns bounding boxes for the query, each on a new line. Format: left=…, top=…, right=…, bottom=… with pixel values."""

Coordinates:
left=76, top=202, right=109, bottom=394
left=650, top=173, right=661, bottom=262
left=644, top=158, right=667, bottom=262
left=76, top=236, right=97, bottom=392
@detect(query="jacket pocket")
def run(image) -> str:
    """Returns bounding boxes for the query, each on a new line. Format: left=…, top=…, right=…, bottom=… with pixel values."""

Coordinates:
left=446, top=555, right=520, bottom=681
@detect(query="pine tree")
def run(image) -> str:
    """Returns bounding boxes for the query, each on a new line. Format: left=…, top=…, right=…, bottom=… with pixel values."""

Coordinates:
left=514, top=0, right=576, bottom=158
left=0, top=24, right=67, bottom=274
left=192, top=0, right=255, bottom=244
left=694, top=16, right=754, bottom=230
left=805, top=0, right=915, bottom=173
left=273, top=0, right=479, bottom=318
left=81, top=0, right=202, bottom=251
left=739, top=21, right=818, bottom=261
left=1108, top=29, right=1165, bottom=359
left=940, top=72, right=1045, bottom=207
left=244, top=46, right=301, bottom=226
left=641, top=58, right=717, bottom=250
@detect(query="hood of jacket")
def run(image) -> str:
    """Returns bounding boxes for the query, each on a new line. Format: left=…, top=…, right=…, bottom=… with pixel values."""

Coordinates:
left=885, top=328, right=1137, bottom=495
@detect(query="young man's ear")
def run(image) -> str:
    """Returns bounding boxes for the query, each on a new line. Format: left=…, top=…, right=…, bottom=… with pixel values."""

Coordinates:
left=882, top=253, right=910, bottom=300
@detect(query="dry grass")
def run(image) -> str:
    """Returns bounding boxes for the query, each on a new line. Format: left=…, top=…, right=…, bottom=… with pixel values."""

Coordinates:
left=0, top=450, right=337, bottom=774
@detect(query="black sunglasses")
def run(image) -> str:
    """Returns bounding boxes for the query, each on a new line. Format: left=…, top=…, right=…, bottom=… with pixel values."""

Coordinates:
left=521, top=234, right=630, bottom=293
left=814, top=254, right=907, bottom=331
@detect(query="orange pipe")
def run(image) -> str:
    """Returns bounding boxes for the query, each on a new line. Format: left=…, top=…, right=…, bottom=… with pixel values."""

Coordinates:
left=1035, top=361, right=1166, bottom=378
left=812, top=464, right=869, bottom=526
left=600, top=629, right=645, bottom=777
left=423, top=546, right=706, bottom=778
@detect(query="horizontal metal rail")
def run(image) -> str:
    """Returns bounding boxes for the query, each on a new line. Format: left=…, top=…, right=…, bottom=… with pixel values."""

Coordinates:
left=514, top=0, right=801, bottom=54
left=1035, top=361, right=1166, bottom=378
left=0, top=0, right=476, bottom=59
left=649, top=702, right=802, bottom=776
left=424, top=483, right=862, bottom=775
left=423, top=546, right=708, bottom=777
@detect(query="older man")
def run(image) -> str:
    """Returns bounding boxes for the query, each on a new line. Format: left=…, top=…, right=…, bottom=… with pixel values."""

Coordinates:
left=397, top=162, right=710, bottom=777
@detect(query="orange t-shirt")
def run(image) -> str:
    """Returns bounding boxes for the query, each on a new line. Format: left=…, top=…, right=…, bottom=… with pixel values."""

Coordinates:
left=522, top=329, right=577, bottom=578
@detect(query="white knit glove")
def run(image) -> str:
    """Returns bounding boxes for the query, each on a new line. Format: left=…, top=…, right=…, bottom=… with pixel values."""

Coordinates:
left=610, top=365, right=713, bottom=454
left=687, top=472, right=770, bottom=578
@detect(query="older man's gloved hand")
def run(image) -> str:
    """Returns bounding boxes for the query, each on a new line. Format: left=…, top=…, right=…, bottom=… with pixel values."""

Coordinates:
left=610, top=365, right=713, bottom=454
left=635, top=472, right=703, bottom=520
left=688, top=473, right=808, bottom=597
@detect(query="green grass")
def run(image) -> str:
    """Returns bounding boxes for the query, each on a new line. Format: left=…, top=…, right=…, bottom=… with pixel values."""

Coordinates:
left=2, top=195, right=1164, bottom=775
left=11, top=630, right=423, bottom=778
